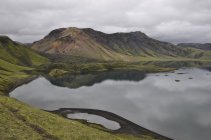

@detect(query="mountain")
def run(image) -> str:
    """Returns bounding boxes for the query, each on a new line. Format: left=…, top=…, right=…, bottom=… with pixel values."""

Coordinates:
left=0, top=36, right=48, bottom=67
left=178, top=43, right=211, bottom=51
left=32, top=27, right=211, bottom=61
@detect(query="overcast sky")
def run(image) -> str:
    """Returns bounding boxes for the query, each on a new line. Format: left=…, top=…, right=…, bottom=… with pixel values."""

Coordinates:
left=0, top=0, right=211, bottom=44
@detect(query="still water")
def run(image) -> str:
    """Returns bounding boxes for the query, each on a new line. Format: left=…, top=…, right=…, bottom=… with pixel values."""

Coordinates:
left=10, top=68, right=211, bottom=140
left=67, top=113, right=121, bottom=130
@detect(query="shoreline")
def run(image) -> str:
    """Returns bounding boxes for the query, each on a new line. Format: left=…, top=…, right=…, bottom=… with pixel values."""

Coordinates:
left=7, top=69, right=177, bottom=140
left=51, top=108, right=173, bottom=140
left=5, top=75, right=38, bottom=95
left=6, top=75, right=173, bottom=140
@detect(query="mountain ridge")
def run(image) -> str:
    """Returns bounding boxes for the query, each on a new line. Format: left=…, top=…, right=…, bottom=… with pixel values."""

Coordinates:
left=19, top=27, right=211, bottom=61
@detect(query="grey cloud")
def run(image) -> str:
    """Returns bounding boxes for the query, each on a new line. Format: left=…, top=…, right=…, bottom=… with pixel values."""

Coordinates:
left=0, top=0, right=211, bottom=43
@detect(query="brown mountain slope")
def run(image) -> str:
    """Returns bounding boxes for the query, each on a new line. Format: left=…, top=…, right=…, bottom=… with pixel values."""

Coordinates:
left=31, top=27, right=211, bottom=61
left=32, top=28, right=136, bottom=61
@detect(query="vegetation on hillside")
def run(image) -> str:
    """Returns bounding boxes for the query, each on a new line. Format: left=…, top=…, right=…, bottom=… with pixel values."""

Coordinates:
left=1, top=95, right=159, bottom=140
left=0, top=36, right=48, bottom=94
left=0, top=36, right=48, bottom=66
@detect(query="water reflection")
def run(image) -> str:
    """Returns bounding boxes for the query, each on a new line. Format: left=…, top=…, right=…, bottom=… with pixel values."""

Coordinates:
left=67, top=113, right=121, bottom=130
left=45, top=70, right=146, bottom=88
left=10, top=68, right=211, bottom=140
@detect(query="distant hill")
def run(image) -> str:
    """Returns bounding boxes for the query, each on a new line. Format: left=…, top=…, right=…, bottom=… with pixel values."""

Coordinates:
left=178, top=43, right=211, bottom=51
left=31, top=27, right=211, bottom=61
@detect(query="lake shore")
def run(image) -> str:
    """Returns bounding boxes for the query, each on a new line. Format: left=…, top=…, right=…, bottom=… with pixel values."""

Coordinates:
left=51, top=108, right=173, bottom=140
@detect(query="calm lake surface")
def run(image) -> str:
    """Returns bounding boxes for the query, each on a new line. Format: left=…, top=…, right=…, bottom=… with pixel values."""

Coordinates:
left=10, top=68, right=211, bottom=140
left=67, top=113, right=121, bottom=130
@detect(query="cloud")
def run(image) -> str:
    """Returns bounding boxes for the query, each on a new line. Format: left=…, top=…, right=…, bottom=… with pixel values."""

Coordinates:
left=0, top=0, right=211, bottom=43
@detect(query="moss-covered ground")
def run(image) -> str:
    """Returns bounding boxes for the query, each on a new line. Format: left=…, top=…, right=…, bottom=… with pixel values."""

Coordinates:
left=1, top=95, right=158, bottom=140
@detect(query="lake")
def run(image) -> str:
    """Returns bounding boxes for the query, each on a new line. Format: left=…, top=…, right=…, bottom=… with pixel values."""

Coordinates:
left=10, top=68, right=211, bottom=140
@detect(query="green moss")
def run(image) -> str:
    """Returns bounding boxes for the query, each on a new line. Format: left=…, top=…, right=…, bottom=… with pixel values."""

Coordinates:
left=0, top=58, right=33, bottom=95
left=0, top=59, right=32, bottom=72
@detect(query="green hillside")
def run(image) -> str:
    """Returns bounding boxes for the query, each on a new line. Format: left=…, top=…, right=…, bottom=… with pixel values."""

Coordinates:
left=0, top=36, right=49, bottom=94
left=0, top=36, right=48, bottom=66
left=1, top=95, right=158, bottom=140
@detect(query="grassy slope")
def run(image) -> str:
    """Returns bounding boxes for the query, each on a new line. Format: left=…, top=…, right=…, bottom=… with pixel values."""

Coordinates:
left=0, top=36, right=48, bottom=94
left=0, top=36, right=48, bottom=66
left=0, top=95, right=156, bottom=140
left=0, top=59, right=32, bottom=94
